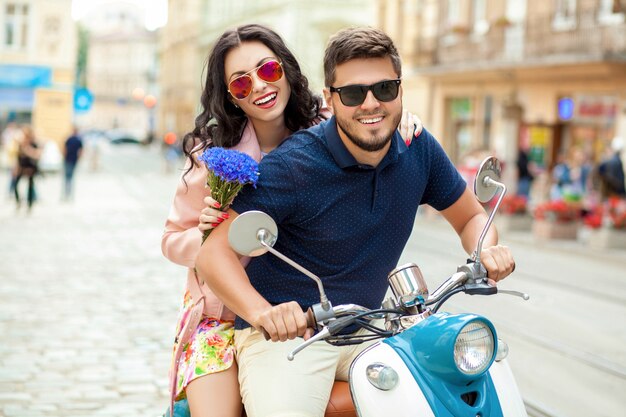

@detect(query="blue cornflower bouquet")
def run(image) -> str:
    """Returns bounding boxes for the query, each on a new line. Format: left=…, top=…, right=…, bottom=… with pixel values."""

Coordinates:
left=198, top=147, right=260, bottom=242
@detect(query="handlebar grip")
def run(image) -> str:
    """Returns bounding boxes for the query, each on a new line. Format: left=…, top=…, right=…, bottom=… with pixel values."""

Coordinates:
left=306, top=308, right=316, bottom=328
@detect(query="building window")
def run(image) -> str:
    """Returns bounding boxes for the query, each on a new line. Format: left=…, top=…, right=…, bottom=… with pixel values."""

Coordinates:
left=448, top=97, right=474, bottom=164
left=598, top=0, right=625, bottom=25
left=443, top=0, right=469, bottom=44
left=3, top=3, right=29, bottom=49
left=472, top=0, right=489, bottom=37
left=553, top=0, right=577, bottom=31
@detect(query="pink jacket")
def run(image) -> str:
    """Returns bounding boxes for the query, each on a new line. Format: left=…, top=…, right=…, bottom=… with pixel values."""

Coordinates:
left=162, top=120, right=262, bottom=321
left=162, top=120, right=262, bottom=412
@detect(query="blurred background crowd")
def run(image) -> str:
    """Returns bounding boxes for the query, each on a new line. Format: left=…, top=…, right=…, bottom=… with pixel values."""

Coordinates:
left=1, top=0, right=626, bottom=227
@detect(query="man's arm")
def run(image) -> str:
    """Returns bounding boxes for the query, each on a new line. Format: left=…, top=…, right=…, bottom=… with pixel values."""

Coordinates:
left=195, top=209, right=310, bottom=341
left=440, top=187, right=515, bottom=282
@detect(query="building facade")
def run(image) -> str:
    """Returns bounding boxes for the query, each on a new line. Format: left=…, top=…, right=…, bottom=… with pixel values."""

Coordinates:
left=158, top=0, right=202, bottom=142
left=78, top=2, right=159, bottom=141
left=158, top=0, right=376, bottom=141
left=0, top=0, right=77, bottom=144
left=380, top=0, right=626, bottom=190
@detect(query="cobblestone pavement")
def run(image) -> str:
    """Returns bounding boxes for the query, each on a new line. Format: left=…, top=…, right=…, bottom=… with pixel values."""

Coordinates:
left=1, top=145, right=184, bottom=417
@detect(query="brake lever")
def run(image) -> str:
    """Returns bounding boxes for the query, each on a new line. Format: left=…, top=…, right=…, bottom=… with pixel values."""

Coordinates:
left=498, top=289, right=530, bottom=300
left=464, top=283, right=529, bottom=300
left=287, top=315, right=357, bottom=361
left=287, top=327, right=330, bottom=361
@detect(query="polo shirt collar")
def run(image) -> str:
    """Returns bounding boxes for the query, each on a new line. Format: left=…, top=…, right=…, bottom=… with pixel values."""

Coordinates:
left=324, top=116, right=409, bottom=170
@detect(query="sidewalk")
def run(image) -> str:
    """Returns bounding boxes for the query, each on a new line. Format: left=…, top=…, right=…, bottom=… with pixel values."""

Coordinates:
left=0, top=146, right=184, bottom=417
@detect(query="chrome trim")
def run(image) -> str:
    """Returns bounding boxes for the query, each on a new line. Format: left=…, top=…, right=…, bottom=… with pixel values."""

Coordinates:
left=349, top=342, right=382, bottom=417
left=398, top=309, right=432, bottom=329
left=426, top=271, right=468, bottom=305
left=387, top=263, right=429, bottom=308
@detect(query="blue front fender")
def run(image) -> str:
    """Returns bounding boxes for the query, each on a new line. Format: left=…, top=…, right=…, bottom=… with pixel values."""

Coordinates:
left=384, top=312, right=503, bottom=417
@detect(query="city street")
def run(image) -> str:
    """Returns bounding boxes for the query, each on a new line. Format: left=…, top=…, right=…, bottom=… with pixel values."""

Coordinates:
left=1, top=144, right=625, bottom=417
left=0, top=144, right=182, bottom=417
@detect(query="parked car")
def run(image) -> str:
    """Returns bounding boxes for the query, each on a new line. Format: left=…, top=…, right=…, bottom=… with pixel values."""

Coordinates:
left=106, top=129, right=144, bottom=145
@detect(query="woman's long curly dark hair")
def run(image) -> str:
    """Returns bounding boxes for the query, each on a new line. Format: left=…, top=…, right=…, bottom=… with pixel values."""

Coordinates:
left=182, top=24, right=325, bottom=180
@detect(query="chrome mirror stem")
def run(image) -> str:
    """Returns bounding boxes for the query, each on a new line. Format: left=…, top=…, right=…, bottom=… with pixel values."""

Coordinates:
left=474, top=176, right=506, bottom=265
left=258, top=230, right=331, bottom=311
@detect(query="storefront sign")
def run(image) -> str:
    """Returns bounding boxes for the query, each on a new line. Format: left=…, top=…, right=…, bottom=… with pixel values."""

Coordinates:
left=574, top=95, right=617, bottom=124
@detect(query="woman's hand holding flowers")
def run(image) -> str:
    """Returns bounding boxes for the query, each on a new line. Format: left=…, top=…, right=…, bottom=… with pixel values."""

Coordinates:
left=198, top=196, right=230, bottom=233
left=198, top=147, right=259, bottom=243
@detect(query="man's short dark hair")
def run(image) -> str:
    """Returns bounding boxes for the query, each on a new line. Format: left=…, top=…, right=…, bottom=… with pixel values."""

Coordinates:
left=323, top=27, right=402, bottom=87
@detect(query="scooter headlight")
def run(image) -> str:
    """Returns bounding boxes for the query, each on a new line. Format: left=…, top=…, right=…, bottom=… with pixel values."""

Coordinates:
left=454, top=321, right=495, bottom=375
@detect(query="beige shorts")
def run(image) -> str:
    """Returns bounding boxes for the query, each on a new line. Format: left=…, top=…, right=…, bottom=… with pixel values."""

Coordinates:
left=234, top=327, right=375, bottom=417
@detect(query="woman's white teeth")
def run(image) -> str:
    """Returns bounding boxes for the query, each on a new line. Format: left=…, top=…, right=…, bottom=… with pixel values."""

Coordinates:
left=255, top=93, right=277, bottom=105
left=360, top=117, right=383, bottom=124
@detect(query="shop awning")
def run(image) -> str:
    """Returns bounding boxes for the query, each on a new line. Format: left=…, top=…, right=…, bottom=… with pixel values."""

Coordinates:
left=0, top=64, right=52, bottom=88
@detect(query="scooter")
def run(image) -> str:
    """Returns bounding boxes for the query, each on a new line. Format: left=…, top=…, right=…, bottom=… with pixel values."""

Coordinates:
left=226, top=156, right=530, bottom=417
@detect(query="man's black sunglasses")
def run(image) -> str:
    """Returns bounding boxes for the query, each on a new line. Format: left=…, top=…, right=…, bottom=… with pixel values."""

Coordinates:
left=329, top=79, right=401, bottom=107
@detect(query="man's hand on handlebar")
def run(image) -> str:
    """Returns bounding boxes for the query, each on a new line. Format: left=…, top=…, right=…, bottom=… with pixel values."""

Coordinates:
left=252, top=301, right=315, bottom=342
left=479, top=245, right=515, bottom=283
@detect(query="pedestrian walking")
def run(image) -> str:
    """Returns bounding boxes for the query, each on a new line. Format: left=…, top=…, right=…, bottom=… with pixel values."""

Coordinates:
left=14, top=125, right=41, bottom=212
left=598, top=136, right=626, bottom=199
left=1, top=121, right=21, bottom=198
left=63, top=126, right=84, bottom=200
left=516, top=146, right=535, bottom=199
left=551, top=147, right=591, bottom=202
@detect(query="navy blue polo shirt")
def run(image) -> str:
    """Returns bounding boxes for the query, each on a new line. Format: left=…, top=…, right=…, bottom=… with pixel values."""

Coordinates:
left=64, top=135, right=83, bottom=164
left=231, top=117, right=466, bottom=330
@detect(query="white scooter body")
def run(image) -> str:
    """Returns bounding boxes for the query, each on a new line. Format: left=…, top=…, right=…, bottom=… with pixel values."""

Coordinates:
left=350, top=342, right=435, bottom=417
left=350, top=342, right=527, bottom=417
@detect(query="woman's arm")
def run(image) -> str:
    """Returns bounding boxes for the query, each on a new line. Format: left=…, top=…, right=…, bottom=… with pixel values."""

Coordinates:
left=161, top=161, right=208, bottom=267
left=22, top=143, right=42, bottom=160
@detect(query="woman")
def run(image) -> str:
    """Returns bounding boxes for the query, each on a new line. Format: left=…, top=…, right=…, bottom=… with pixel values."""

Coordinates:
left=14, top=125, right=41, bottom=212
left=162, top=24, right=421, bottom=417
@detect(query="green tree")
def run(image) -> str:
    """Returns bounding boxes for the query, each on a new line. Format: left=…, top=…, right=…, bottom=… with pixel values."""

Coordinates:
left=75, top=24, right=89, bottom=88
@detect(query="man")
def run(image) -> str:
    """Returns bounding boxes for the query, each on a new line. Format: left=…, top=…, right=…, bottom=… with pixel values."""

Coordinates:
left=196, top=27, right=515, bottom=417
left=516, top=145, right=535, bottom=199
left=63, top=126, right=83, bottom=200
left=598, top=136, right=626, bottom=198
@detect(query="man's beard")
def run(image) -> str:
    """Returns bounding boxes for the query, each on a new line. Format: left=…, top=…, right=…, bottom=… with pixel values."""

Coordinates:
left=335, top=111, right=402, bottom=152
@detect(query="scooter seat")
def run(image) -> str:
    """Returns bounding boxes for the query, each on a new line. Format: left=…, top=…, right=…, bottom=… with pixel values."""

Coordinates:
left=325, top=381, right=356, bottom=417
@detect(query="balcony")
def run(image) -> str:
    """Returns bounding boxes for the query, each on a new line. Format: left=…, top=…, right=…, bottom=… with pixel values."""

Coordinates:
left=414, top=10, right=626, bottom=72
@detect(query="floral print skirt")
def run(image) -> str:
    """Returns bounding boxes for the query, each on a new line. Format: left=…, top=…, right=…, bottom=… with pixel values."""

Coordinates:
left=172, top=290, right=235, bottom=400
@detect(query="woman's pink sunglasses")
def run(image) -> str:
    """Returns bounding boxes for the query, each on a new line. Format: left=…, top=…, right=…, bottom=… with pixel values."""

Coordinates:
left=228, top=60, right=284, bottom=100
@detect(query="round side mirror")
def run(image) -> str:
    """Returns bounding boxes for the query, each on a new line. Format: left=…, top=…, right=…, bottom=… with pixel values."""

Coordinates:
left=228, top=211, right=278, bottom=257
left=474, top=157, right=502, bottom=203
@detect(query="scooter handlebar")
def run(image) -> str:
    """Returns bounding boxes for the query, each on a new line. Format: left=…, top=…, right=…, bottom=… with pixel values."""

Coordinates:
left=306, top=308, right=316, bottom=329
